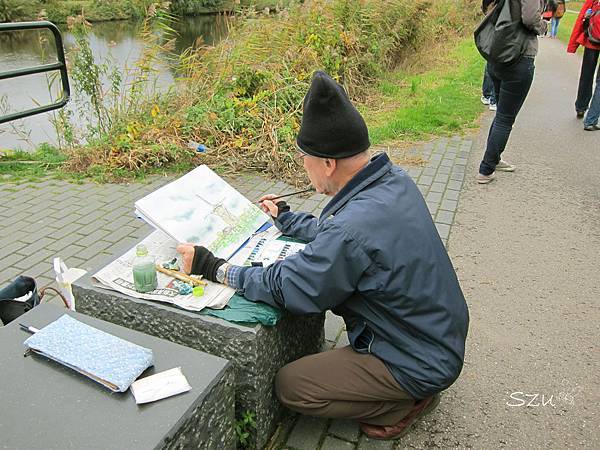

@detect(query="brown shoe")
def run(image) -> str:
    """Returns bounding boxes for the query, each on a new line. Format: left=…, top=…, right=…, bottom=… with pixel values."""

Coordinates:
left=359, top=394, right=441, bottom=440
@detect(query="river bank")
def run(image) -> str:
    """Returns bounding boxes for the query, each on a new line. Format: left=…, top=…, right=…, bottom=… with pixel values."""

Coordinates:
left=1, top=0, right=292, bottom=24
left=2, top=0, right=484, bottom=187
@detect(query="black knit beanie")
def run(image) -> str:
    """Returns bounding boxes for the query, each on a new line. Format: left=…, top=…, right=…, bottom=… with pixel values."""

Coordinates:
left=296, top=71, right=370, bottom=159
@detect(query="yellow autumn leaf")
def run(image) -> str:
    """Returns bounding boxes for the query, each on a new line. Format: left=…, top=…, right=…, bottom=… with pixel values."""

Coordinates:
left=151, top=104, right=160, bottom=118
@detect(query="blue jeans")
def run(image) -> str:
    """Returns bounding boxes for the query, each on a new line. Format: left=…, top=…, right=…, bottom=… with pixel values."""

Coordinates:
left=550, top=17, right=561, bottom=37
left=482, top=63, right=497, bottom=104
left=575, top=48, right=600, bottom=113
left=584, top=81, right=600, bottom=126
left=479, top=57, right=535, bottom=176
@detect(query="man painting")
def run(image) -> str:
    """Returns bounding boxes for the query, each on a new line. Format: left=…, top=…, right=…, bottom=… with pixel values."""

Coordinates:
left=178, top=71, right=469, bottom=440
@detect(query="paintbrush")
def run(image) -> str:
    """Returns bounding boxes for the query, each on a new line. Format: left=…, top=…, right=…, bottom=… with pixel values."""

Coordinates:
left=156, top=265, right=208, bottom=286
left=256, top=188, right=314, bottom=203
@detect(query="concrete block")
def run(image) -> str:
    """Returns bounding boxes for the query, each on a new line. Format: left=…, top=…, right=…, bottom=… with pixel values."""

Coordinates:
left=357, top=436, right=395, bottom=449
left=46, top=228, right=86, bottom=249
left=14, top=248, right=53, bottom=271
left=440, top=199, right=458, bottom=212
left=329, top=419, right=360, bottom=442
left=426, top=192, right=442, bottom=204
left=78, top=229, right=112, bottom=247
left=422, top=167, right=437, bottom=177
left=75, top=240, right=112, bottom=260
left=74, top=272, right=324, bottom=449
left=1, top=253, right=26, bottom=268
left=286, top=416, right=328, bottom=450
left=429, top=182, right=446, bottom=193
left=102, top=226, right=137, bottom=244
left=17, top=237, right=56, bottom=257
left=418, top=175, right=434, bottom=186
left=443, top=189, right=460, bottom=201
left=321, top=436, right=356, bottom=450
left=0, top=267, right=22, bottom=286
left=435, top=223, right=451, bottom=240
left=435, top=210, right=455, bottom=225
left=450, top=172, right=465, bottom=182
left=1, top=305, right=236, bottom=450
left=447, top=180, right=463, bottom=191
left=53, top=244, right=87, bottom=261
left=434, top=173, right=450, bottom=184
left=426, top=202, right=439, bottom=215
left=0, top=240, right=27, bottom=257
left=437, top=165, right=451, bottom=175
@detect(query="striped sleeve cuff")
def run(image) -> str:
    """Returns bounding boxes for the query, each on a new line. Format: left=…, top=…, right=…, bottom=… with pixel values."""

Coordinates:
left=226, top=264, right=243, bottom=289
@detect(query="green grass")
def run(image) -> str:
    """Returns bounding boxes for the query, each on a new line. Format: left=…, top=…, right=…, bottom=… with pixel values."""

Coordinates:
left=0, top=144, right=68, bottom=183
left=365, top=37, right=485, bottom=145
left=556, top=10, right=578, bottom=44
left=0, top=143, right=190, bottom=184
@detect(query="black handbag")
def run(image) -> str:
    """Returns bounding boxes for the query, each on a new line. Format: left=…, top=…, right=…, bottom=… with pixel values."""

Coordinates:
left=474, top=0, right=531, bottom=66
left=0, top=276, right=68, bottom=325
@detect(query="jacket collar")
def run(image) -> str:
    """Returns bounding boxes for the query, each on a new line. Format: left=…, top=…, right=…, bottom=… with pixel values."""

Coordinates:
left=319, top=152, right=393, bottom=222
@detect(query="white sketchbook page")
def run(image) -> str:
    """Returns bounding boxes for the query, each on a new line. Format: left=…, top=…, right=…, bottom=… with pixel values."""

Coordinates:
left=134, top=165, right=270, bottom=259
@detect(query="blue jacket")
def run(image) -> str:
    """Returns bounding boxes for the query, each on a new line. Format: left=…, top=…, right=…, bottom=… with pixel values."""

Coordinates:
left=235, top=153, right=469, bottom=399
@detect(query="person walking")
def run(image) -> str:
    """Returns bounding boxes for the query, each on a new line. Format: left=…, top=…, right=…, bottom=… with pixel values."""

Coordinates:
left=583, top=75, right=600, bottom=130
left=567, top=0, right=600, bottom=120
left=542, top=0, right=557, bottom=36
left=477, top=0, right=547, bottom=184
left=481, top=63, right=498, bottom=111
left=550, top=0, right=566, bottom=38
left=480, top=1, right=498, bottom=110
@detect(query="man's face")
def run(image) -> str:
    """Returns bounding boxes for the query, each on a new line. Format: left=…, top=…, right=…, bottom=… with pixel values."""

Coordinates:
left=299, top=152, right=334, bottom=195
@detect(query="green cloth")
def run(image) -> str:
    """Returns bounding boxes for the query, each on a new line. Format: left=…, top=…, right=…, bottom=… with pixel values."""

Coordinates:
left=199, top=235, right=303, bottom=326
left=200, top=294, right=282, bottom=326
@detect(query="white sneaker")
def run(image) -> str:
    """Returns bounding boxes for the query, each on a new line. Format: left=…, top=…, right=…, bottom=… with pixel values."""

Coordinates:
left=481, top=96, right=491, bottom=105
left=476, top=172, right=496, bottom=184
left=496, top=159, right=515, bottom=172
left=489, top=103, right=497, bottom=111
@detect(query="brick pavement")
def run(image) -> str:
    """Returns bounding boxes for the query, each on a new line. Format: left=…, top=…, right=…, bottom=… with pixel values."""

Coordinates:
left=0, top=135, right=472, bottom=449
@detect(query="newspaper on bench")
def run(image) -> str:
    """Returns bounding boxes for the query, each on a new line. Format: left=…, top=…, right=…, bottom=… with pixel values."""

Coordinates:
left=93, top=227, right=306, bottom=312
left=93, top=230, right=234, bottom=311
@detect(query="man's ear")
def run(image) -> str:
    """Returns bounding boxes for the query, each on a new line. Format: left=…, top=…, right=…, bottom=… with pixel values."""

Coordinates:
left=324, top=158, right=337, bottom=176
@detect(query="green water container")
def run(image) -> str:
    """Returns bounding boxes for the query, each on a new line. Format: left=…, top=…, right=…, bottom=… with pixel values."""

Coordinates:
left=132, top=244, right=158, bottom=293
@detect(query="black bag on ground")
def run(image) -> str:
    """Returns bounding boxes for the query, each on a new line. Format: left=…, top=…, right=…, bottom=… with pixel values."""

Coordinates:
left=475, top=0, right=530, bottom=66
left=0, top=276, right=40, bottom=325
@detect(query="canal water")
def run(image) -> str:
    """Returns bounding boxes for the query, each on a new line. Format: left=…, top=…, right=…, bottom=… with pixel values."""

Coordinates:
left=0, top=15, right=229, bottom=151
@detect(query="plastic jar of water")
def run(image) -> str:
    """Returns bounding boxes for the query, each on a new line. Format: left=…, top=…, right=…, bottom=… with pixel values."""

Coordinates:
left=132, top=244, right=158, bottom=293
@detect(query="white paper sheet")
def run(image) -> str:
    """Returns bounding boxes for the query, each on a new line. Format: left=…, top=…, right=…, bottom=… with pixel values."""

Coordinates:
left=130, top=367, right=191, bottom=404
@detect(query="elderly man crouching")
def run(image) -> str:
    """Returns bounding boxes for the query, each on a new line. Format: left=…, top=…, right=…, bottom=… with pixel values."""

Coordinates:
left=178, top=71, right=469, bottom=440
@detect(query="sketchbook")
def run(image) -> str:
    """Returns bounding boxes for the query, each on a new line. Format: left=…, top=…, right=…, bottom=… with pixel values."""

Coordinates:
left=135, top=165, right=270, bottom=259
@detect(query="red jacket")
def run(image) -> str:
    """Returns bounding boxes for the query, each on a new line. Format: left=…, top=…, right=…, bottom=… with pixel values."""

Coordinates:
left=567, top=0, right=600, bottom=53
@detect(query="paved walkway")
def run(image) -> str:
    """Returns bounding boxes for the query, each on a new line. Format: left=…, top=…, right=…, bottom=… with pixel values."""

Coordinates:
left=0, top=138, right=469, bottom=290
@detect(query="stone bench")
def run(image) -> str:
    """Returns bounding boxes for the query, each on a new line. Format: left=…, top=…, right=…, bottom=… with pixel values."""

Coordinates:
left=73, top=269, right=324, bottom=449
left=0, top=303, right=235, bottom=449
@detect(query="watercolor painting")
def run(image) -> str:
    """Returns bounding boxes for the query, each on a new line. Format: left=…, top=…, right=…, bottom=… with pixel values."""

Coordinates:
left=135, top=165, right=269, bottom=259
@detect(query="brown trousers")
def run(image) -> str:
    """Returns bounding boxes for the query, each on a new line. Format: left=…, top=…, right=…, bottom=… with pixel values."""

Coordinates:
left=275, top=346, right=415, bottom=426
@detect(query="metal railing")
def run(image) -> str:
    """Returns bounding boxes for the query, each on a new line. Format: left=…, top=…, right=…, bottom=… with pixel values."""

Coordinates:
left=0, top=21, right=70, bottom=125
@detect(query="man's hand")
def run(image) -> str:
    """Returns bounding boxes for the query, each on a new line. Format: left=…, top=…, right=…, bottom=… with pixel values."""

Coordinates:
left=176, top=244, right=226, bottom=281
left=176, top=244, right=195, bottom=274
left=258, top=194, right=291, bottom=219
